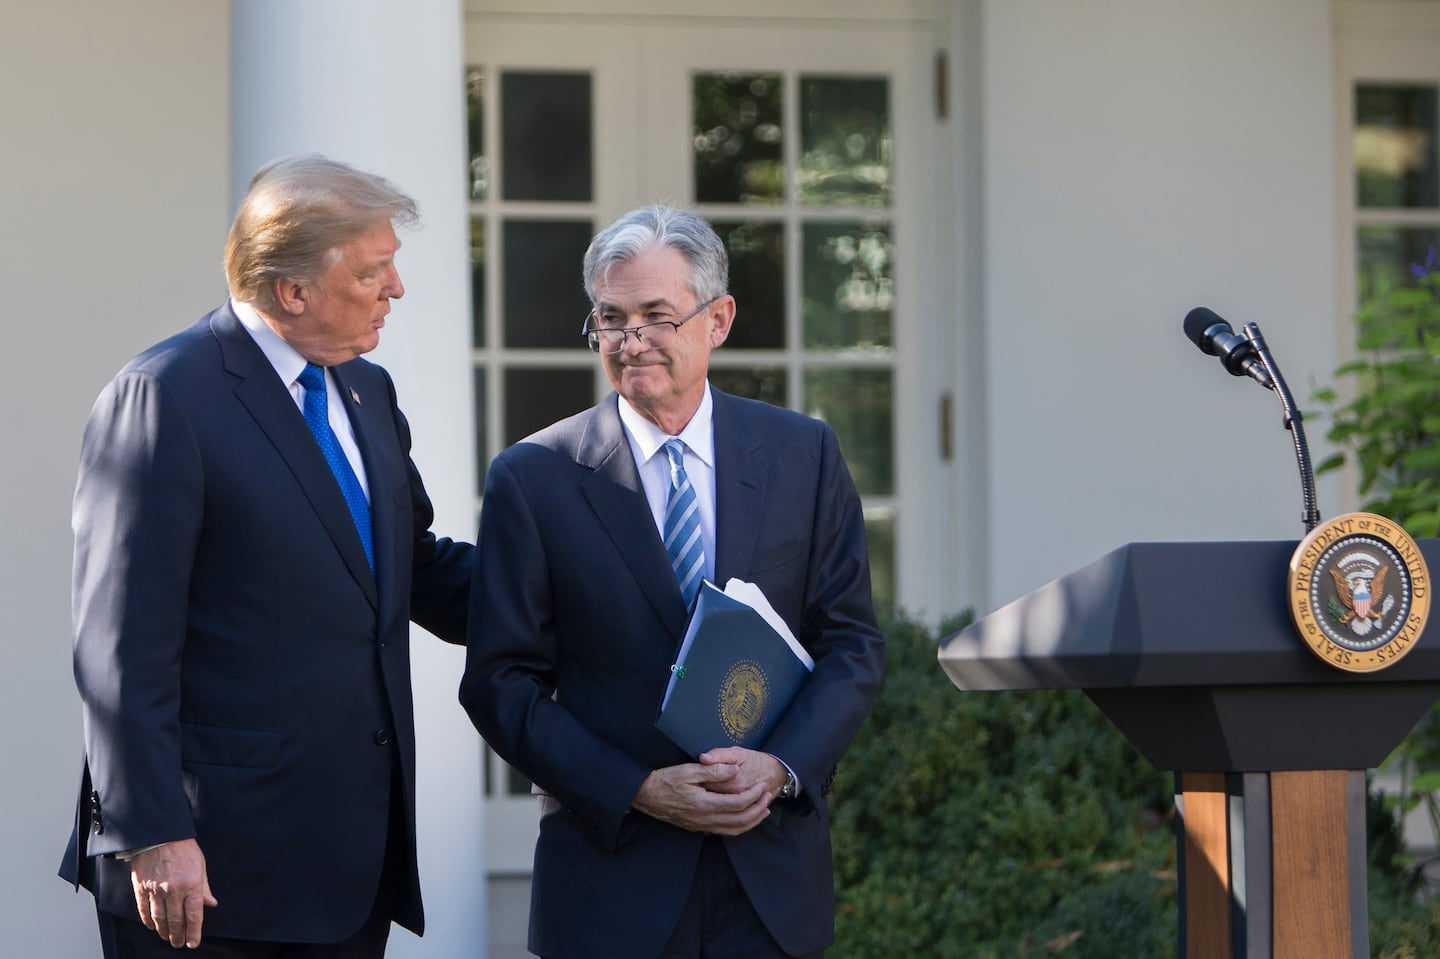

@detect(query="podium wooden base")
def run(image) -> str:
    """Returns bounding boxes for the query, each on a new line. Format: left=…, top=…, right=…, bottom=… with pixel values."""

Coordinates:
left=1176, top=770, right=1368, bottom=959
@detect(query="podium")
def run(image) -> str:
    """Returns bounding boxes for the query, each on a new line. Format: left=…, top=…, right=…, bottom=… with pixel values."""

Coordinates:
left=939, top=540, right=1440, bottom=959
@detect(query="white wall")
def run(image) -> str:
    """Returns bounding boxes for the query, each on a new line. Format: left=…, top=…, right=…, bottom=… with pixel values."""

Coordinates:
left=978, top=0, right=1341, bottom=608
left=0, top=2, right=231, bottom=955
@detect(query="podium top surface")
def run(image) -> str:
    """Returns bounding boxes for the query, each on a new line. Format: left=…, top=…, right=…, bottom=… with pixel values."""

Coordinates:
left=939, top=539, right=1440, bottom=691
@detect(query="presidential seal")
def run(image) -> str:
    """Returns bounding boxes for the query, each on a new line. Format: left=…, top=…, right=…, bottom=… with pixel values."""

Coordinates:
left=1288, top=512, right=1430, bottom=673
left=718, top=659, right=770, bottom=744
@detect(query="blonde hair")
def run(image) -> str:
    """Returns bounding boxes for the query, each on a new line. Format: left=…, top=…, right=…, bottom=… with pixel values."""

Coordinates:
left=225, top=154, right=419, bottom=312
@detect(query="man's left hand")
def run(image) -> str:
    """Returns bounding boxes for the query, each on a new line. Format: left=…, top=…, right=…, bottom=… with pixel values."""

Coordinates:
left=698, top=747, right=788, bottom=797
left=128, top=838, right=219, bottom=949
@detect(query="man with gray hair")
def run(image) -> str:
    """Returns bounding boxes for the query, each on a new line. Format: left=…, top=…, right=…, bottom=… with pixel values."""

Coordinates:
left=60, top=155, right=473, bottom=957
left=461, top=205, right=885, bottom=958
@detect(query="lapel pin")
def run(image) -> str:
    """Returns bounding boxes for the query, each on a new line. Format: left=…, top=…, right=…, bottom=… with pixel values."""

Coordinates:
left=350, top=388, right=361, bottom=405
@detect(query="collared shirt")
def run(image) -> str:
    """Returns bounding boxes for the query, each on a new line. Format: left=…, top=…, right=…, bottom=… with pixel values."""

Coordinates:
left=617, top=383, right=717, bottom=588
left=232, top=299, right=370, bottom=500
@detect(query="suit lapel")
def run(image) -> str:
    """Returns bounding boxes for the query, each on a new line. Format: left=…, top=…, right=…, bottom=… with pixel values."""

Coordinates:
left=578, top=396, right=690, bottom=638
left=712, top=391, right=768, bottom=584
left=213, top=306, right=379, bottom=610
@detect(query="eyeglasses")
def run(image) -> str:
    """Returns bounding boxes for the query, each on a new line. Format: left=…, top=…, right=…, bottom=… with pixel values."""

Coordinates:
left=581, top=298, right=717, bottom=355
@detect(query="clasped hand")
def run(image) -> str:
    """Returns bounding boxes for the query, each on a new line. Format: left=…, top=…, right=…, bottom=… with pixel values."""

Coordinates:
left=632, top=747, right=788, bottom=836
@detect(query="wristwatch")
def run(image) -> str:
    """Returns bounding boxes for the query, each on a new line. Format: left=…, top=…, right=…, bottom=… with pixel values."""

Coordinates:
left=779, top=767, right=798, bottom=800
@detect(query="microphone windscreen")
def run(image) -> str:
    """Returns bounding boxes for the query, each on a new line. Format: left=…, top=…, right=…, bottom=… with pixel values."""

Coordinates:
left=1183, top=306, right=1226, bottom=350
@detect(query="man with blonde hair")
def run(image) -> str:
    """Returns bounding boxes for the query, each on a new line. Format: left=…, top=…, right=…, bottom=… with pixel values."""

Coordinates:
left=60, top=155, right=473, bottom=957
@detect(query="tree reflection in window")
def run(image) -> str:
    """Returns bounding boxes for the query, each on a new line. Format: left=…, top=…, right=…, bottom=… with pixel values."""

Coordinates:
left=693, top=73, right=783, bottom=205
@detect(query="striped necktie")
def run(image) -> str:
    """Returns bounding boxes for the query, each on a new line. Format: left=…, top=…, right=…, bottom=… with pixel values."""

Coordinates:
left=297, top=363, right=374, bottom=574
left=663, top=439, right=705, bottom=610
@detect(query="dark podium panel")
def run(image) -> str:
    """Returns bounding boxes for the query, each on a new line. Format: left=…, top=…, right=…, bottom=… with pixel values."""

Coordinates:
left=939, top=540, right=1440, bottom=959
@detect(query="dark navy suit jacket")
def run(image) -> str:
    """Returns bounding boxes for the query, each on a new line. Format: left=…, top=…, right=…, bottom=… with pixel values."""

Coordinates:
left=460, top=390, right=885, bottom=959
left=60, top=303, right=472, bottom=943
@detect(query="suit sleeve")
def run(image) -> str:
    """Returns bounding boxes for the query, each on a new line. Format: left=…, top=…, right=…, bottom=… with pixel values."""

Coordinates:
left=380, top=367, right=474, bottom=643
left=459, top=454, right=653, bottom=849
left=760, top=423, right=886, bottom=801
left=71, top=371, right=203, bottom=856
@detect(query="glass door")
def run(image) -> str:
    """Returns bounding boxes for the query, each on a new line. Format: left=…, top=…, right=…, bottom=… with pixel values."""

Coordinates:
left=643, top=28, right=919, bottom=611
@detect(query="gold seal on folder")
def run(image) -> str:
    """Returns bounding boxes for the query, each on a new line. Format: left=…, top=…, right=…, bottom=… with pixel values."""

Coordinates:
left=718, top=660, right=770, bottom=743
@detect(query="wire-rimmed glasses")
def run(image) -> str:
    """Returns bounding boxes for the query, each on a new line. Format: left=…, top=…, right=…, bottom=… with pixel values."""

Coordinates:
left=581, top=297, right=717, bottom=354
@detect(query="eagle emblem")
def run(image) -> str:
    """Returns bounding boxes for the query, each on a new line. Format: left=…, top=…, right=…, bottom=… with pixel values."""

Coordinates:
left=1288, top=514, right=1428, bottom=673
left=1328, top=559, right=1393, bottom=636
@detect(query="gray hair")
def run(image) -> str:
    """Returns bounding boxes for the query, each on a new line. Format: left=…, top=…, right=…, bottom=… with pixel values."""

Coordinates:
left=582, top=206, right=729, bottom=304
left=225, top=154, right=419, bottom=313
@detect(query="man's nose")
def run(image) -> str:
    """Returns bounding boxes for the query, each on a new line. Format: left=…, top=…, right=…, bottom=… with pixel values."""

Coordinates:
left=384, top=265, right=404, bottom=300
left=620, top=328, right=649, bottom=354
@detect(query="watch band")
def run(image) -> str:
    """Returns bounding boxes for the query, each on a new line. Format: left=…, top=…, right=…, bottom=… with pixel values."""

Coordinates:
left=780, top=767, right=798, bottom=800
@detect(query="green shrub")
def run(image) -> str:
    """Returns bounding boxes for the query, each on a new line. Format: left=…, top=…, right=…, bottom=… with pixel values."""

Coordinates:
left=1312, top=248, right=1440, bottom=536
left=831, top=612, right=1440, bottom=957
left=1368, top=785, right=1440, bottom=959
left=830, top=612, right=1175, bottom=957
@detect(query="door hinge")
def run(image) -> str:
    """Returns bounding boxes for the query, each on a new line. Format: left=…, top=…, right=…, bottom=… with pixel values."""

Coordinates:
left=934, top=49, right=949, bottom=120
left=939, top=391, right=953, bottom=462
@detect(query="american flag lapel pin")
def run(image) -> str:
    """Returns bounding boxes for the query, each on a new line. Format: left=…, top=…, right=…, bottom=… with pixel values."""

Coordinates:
left=350, top=388, right=361, bottom=405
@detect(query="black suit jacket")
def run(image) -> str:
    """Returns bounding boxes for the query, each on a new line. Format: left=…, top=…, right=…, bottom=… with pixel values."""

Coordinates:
left=59, top=303, right=472, bottom=943
left=460, top=390, right=885, bottom=959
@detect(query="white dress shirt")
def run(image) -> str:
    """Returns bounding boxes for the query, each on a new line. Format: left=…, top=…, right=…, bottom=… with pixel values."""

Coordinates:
left=232, top=299, right=371, bottom=500
left=617, top=383, right=717, bottom=587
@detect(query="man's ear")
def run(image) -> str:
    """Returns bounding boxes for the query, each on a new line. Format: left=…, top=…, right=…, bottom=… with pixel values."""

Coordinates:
left=273, top=277, right=307, bottom=317
left=707, top=295, right=737, bottom=347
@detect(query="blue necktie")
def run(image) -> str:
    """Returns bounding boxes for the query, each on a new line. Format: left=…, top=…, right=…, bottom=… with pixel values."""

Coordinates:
left=297, top=363, right=374, bottom=574
left=663, top=439, right=705, bottom=610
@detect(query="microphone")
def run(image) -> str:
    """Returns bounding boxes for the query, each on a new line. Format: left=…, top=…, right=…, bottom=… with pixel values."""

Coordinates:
left=1183, top=306, right=1274, bottom=390
left=1181, top=305, right=1321, bottom=532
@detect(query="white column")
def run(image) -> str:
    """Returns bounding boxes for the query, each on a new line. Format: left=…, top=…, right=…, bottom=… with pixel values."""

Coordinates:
left=231, top=3, right=485, bottom=956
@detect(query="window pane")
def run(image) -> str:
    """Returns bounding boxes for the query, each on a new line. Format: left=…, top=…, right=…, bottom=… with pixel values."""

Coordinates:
left=693, top=72, right=784, bottom=205
left=502, top=71, right=592, bottom=202
left=473, top=367, right=488, bottom=496
left=708, top=367, right=787, bottom=407
left=502, top=219, right=593, bottom=349
left=802, top=222, right=895, bottom=351
left=504, top=368, right=594, bottom=447
left=800, top=76, right=892, bottom=208
left=1355, top=84, right=1438, bottom=209
left=1357, top=225, right=1440, bottom=303
left=864, top=506, right=896, bottom=616
left=482, top=745, right=532, bottom=798
left=470, top=218, right=486, bottom=349
left=715, top=221, right=785, bottom=350
left=506, top=762, right=532, bottom=797
left=466, top=67, right=488, bottom=200
left=804, top=368, right=893, bottom=496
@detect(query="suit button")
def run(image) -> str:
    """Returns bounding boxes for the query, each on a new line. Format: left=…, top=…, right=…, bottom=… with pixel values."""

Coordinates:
left=374, top=729, right=391, bottom=745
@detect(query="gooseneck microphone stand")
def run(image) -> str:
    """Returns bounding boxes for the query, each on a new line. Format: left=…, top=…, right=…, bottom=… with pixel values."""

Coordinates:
left=1243, top=322, right=1322, bottom=533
